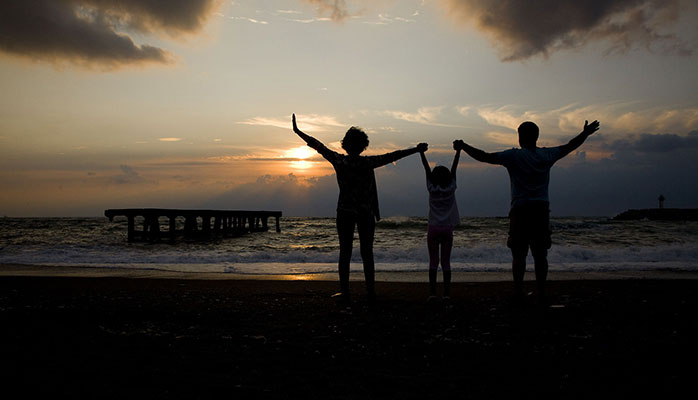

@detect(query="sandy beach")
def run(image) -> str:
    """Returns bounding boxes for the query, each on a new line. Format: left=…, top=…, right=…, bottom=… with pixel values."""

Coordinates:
left=2, top=266, right=697, bottom=398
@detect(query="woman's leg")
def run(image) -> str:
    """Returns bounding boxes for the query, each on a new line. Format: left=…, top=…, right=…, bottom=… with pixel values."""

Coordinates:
left=357, top=214, right=376, bottom=299
left=336, top=211, right=355, bottom=296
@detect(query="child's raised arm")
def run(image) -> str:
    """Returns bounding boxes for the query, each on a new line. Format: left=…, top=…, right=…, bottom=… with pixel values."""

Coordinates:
left=451, top=140, right=462, bottom=179
left=419, top=148, right=431, bottom=181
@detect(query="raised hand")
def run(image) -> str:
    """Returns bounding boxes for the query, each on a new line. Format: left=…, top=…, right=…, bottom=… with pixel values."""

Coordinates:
left=417, top=143, right=428, bottom=153
left=583, top=120, right=600, bottom=136
left=292, top=113, right=300, bottom=133
left=453, top=139, right=465, bottom=150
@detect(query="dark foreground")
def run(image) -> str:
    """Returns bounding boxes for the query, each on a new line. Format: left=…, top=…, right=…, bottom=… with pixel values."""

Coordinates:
left=1, top=277, right=697, bottom=399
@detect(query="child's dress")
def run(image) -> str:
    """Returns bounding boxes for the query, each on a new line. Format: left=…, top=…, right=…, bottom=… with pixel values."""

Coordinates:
left=426, top=178, right=459, bottom=270
left=427, top=178, right=459, bottom=227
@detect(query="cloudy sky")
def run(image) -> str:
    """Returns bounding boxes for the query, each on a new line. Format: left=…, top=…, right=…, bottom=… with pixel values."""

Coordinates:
left=1, top=0, right=697, bottom=217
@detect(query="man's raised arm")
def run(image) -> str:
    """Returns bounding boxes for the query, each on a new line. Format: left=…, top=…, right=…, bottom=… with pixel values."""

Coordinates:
left=455, top=140, right=500, bottom=165
left=558, top=120, right=600, bottom=159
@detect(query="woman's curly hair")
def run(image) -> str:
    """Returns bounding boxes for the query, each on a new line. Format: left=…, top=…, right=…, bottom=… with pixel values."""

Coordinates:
left=341, top=127, right=369, bottom=155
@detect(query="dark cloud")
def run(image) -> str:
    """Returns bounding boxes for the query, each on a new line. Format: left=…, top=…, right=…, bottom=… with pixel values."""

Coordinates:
left=444, top=0, right=694, bottom=61
left=0, top=0, right=220, bottom=68
left=610, top=131, right=698, bottom=153
left=82, top=0, right=222, bottom=34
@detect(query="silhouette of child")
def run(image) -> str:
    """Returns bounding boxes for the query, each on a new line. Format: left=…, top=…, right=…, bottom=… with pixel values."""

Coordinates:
left=419, top=142, right=461, bottom=302
left=292, top=114, right=427, bottom=304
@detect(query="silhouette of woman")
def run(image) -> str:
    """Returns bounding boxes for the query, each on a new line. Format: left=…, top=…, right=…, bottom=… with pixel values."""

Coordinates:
left=292, top=114, right=427, bottom=303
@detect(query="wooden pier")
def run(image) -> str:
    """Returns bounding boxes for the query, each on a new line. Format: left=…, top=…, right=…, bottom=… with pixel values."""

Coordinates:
left=104, top=208, right=282, bottom=242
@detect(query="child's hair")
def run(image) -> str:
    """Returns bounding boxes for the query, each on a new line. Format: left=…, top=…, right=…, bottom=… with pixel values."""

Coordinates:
left=431, top=165, right=452, bottom=188
left=341, top=127, right=369, bottom=155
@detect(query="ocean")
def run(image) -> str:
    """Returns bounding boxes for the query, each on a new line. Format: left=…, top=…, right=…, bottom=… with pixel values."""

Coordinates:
left=1, top=216, right=698, bottom=277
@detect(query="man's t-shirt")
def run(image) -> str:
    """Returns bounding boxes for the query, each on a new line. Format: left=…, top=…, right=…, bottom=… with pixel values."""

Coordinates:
left=496, top=147, right=563, bottom=208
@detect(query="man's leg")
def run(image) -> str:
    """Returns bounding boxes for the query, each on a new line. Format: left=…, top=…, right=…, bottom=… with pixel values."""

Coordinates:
left=531, top=203, right=551, bottom=301
left=511, top=245, right=528, bottom=297
left=508, top=207, right=527, bottom=298
left=531, top=248, right=548, bottom=299
left=357, top=214, right=376, bottom=300
left=336, top=211, right=355, bottom=297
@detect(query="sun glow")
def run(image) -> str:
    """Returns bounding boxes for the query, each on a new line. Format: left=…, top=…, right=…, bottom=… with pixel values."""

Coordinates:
left=284, top=146, right=316, bottom=160
left=290, top=160, right=310, bottom=169
left=284, top=146, right=317, bottom=170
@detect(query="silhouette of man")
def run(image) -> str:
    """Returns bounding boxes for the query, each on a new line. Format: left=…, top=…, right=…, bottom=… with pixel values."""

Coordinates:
left=455, top=120, right=600, bottom=301
left=292, top=114, right=428, bottom=304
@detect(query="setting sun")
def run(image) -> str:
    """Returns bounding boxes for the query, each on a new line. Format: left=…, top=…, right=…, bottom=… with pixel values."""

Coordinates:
left=284, top=146, right=316, bottom=160
left=283, top=146, right=317, bottom=170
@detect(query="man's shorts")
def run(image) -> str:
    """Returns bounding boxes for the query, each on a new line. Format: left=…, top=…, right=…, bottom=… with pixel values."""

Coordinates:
left=507, top=202, right=551, bottom=250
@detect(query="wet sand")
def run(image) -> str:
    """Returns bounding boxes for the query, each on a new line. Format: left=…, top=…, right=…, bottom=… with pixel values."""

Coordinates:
left=3, top=263, right=698, bottom=281
left=1, top=271, right=697, bottom=398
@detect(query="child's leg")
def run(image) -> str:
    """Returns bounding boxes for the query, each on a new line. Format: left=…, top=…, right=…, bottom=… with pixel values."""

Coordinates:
left=427, top=227, right=439, bottom=296
left=440, top=229, right=454, bottom=297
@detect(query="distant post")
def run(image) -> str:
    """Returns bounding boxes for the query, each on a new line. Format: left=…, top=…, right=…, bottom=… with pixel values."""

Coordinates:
left=658, top=194, right=665, bottom=209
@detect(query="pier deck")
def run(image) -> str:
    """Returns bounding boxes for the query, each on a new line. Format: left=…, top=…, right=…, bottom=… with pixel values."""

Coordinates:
left=613, top=208, right=698, bottom=221
left=104, top=208, right=282, bottom=242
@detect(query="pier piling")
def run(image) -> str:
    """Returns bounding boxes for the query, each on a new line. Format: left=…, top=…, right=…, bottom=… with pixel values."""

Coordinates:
left=104, top=208, right=282, bottom=242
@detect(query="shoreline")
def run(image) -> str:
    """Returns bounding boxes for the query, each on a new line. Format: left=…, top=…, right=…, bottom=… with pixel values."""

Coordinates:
left=2, top=262, right=698, bottom=281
